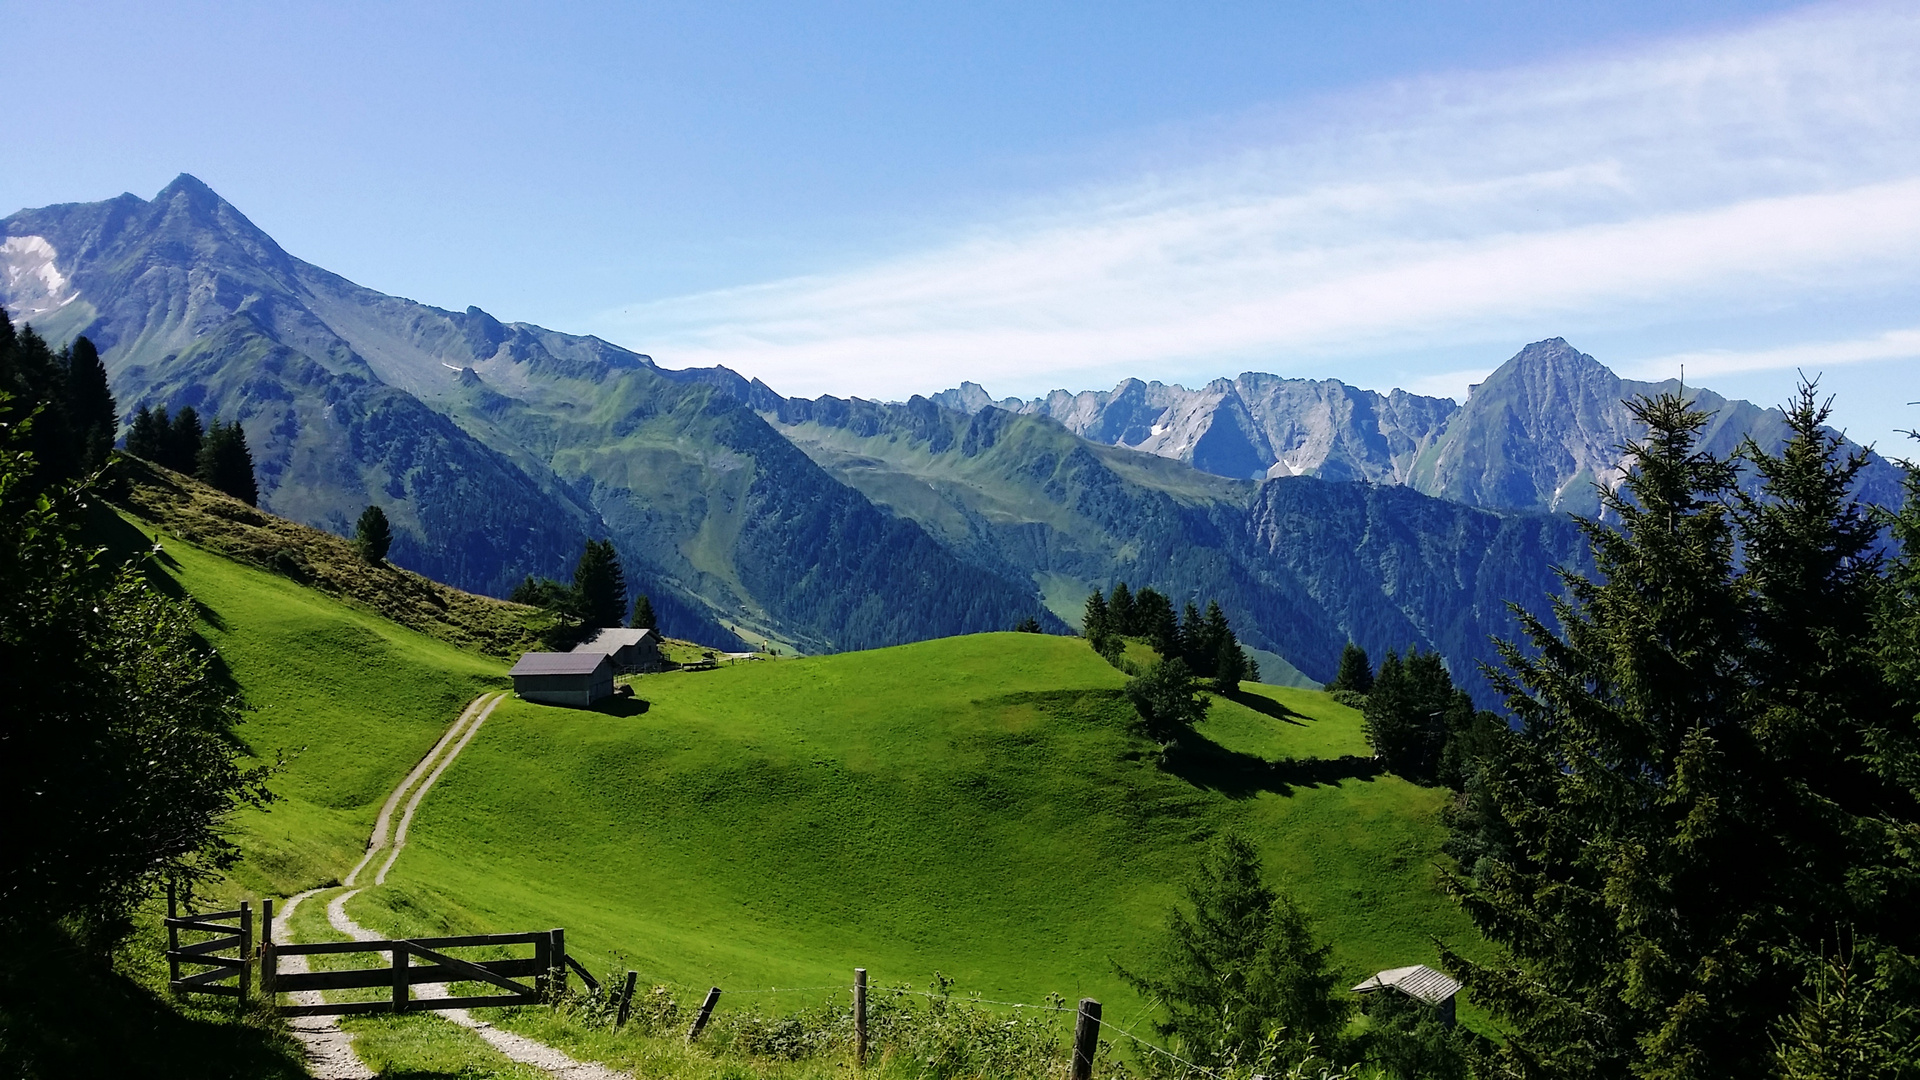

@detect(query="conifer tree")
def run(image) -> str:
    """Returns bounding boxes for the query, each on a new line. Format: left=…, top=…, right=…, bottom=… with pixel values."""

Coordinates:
left=164, top=406, right=203, bottom=474
left=195, top=420, right=257, bottom=506
left=572, top=539, right=627, bottom=629
left=1118, top=833, right=1347, bottom=1068
left=354, top=505, right=392, bottom=563
left=1109, top=581, right=1136, bottom=635
left=63, top=336, right=115, bottom=473
left=1179, top=600, right=1203, bottom=663
left=630, top=593, right=657, bottom=631
left=1082, top=588, right=1111, bottom=642
left=126, top=405, right=166, bottom=462
left=1362, top=649, right=1461, bottom=782
left=1439, top=388, right=1920, bottom=1079
left=1325, top=642, right=1374, bottom=694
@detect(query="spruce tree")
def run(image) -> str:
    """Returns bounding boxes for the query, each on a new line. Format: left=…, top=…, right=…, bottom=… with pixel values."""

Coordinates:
left=1082, top=588, right=1111, bottom=642
left=1108, top=581, right=1136, bottom=635
left=1325, top=642, right=1374, bottom=694
left=354, top=505, right=392, bottom=563
left=164, top=406, right=204, bottom=474
left=1118, top=833, right=1348, bottom=1068
left=630, top=593, right=657, bottom=631
left=1179, top=600, right=1204, bottom=664
left=571, top=539, right=627, bottom=629
left=1437, top=389, right=1920, bottom=1079
left=63, top=336, right=115, bottom=473
left=195, top=420, right=257, bottom=506
left=126, top=405, right=166, bottom=462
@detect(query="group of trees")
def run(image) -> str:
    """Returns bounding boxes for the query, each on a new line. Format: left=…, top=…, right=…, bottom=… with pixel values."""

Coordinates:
left=0, top=318, right=115, bottom=492
left=0, top=305, right=271, bottom=948
left=125, top=404, right=259, bottom=506
left=510, top=538, right=659, bottom=646
left=1438, top=386, right=1920, bottom=1077
left=1327, top=643, right=1493, bottom=787
left=1084, top=583, right=1259, bottom=693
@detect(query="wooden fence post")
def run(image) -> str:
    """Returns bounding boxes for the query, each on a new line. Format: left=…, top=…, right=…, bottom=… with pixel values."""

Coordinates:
left=238, top=901, right=253, bottom=1005
left=616, top=970, right=639, bottom=1027
left=260, top=899, right=277, bottom=1002
left=165, top=880, right=180, bottom=986
left=550, top=929, right=567, bottom=996
left=1070, top=998, right=1101, bottom=1080
left=533, top=932, right=551, bottom=996
left=392, top=942, right=409, bottom=1013
left=686, top=986, right=721, bottom=1042
left=854, top=968, right=868, bottom=1068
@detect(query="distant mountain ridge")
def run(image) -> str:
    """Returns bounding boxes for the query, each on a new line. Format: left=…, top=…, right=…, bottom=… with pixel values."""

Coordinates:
left=935, top=339, right=1904, bottom=516
left=4, top=175, right=1899, bottom=698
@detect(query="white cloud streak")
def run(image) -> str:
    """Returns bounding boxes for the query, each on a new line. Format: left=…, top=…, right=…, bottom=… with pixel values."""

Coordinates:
left=595, top=2, right=1920, bottom=402
left=1623, top=327, right=1920, bottom=381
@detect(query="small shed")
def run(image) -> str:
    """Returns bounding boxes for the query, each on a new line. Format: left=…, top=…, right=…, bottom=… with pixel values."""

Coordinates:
left=1352, top=964, right=1462, bottom=1027
left=571, top=627, right=665, bottom=674
left=510, top=651, right=615, bottom=707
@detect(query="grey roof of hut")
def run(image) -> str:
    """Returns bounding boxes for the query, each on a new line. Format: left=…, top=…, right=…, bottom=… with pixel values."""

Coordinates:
left=510, top=652, right=611, bottom=676
left=571, top=627, right=656, bottom=654
left=1351, top=965, right=1462, bottom=1005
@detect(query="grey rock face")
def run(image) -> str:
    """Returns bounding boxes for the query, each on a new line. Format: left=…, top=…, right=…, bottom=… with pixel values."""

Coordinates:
left=938, top=338, right=1902, bottom=514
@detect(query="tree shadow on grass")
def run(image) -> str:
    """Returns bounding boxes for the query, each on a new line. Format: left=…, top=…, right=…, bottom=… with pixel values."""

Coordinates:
left=1160, top=732, right=1382, bottom=799
left=1221, top=688, right=1308, bottom=726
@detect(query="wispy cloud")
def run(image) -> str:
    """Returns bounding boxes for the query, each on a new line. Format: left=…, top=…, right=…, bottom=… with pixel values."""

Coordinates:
left=1623, top=327, right=1920, bottom=381
left=595, top=3, right=1920, bottom=403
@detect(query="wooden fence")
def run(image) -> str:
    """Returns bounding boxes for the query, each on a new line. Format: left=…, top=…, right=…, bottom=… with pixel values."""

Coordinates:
left=164, top=882, right=251, bottom=1000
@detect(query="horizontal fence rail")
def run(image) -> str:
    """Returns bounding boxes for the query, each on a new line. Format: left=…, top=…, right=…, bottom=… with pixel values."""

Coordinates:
left=164, top=883, right=251, bottom=1002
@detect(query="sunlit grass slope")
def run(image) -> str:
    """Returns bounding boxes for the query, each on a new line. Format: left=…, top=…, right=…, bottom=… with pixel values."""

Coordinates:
left=127, top=511, right=510, bottom=896
left=363, top=633, right=1478, bottom=1019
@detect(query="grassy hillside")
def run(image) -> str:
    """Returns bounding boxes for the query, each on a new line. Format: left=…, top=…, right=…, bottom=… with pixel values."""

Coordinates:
left=103, top=501, right=513, bottom=896
left=347, top=633, right=1480, bottom=1024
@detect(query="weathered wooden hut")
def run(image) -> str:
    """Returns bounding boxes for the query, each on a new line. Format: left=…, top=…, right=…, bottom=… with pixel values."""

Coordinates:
left=509, top=651, right=615, bottom=707
left=1351, top=964, right=1462, bottom=1027
left=570, top=627, right=665, bottom=673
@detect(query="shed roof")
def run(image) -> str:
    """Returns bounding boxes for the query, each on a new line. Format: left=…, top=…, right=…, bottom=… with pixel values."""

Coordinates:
left=571, top=628, right=657, bottom=654
left=510, top=651, right=612, bottom=677
left=1351, top=965, right=1462, bottom=1005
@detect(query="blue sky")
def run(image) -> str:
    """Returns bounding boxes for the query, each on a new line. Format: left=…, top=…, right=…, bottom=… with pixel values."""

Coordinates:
left=9, top=0, right=1918, bottom=453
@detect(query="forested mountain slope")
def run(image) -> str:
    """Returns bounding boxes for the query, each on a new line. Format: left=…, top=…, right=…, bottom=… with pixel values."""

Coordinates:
left=2, top=176, right=1050, bottom=652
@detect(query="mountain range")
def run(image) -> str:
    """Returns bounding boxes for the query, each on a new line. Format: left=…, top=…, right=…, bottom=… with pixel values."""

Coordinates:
left=4, top=175, right=1899, bottom=701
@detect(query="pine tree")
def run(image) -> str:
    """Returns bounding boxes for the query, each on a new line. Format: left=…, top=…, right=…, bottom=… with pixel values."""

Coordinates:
left=1135, top=587, right=1179, bottom=657
left=126, top=405, right=166, bottom=462
left=354, top=505, right=392, bottom=563
left=1014, top=615, right=1043, bottom=633
left=164, top=406, right=204, bottom=474
left=1179, top=600, right=1204, bottom=664
left=1118, top=833, right=1348, bottom=1068
left=63, top=336, right=115, bottom=473
left=195, top=420, right=257, bottom=506
left=1108, top=581, right=1136, bottom=636
left=1436, top=390, right=1920, bottom=1079
left=630, top=593, right=657, bottom=631
left=1082, top=588, right=1110, bottom=641
left=1325, top=642, right=1374, bottom=694
left=572, top=539, right=627, bottom=629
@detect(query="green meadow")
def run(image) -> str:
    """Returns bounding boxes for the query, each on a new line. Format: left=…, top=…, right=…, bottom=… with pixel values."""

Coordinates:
left=347, top=633, right=1478, bottom=1022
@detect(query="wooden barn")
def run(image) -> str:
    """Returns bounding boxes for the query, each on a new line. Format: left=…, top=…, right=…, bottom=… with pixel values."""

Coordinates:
left=571, top=627, right=665, bottom=673
left=509, top=651, right=615, bottom=707
left=1352, top=964, right=1462, bottom=1027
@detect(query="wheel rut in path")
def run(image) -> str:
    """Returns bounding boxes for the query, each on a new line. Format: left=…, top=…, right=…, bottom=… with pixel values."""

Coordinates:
left=291, top=691, right=631, bottom=1079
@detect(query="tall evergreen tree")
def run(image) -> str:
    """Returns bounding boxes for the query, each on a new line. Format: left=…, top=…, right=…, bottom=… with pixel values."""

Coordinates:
left=163, top=406, right=203, bottom=474
left=1134, top=587, right=1179, bottom=656
left=1325, top=642, right=1374, bottom=694
left=1082, top=588, right=1111, bottom=642
left=1179, top=600, right=1204, bottom=663
left=1109, top=581, right=1136, bottom=635
left=1362, top=649, right=1462, bottom=783
left=354, top=505, right=392, bottom=563
left=1440, top=388, right=1920, bottom=1079
left=572, top=539, right=627, bottom=629
left=63, top=336, right=115, bottom=474
left=125, top=405, right=166, bottom=462
left=1118, top=833, right=1348, bottom=1069
left=630, top=593, right=657, bottom=631
left=195, top=420, right=257, bottom=506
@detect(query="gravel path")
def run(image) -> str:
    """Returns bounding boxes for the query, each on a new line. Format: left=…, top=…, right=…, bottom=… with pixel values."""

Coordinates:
left=273, top=888, right=376, bottom=1080
left=279, top=690, right=629, bottom=1080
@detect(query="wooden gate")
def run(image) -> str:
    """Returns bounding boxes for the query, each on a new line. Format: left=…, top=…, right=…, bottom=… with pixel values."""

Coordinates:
left=164, top=882, right=252, bottom=1000
left=261, top=903, right=598, bottom=1017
